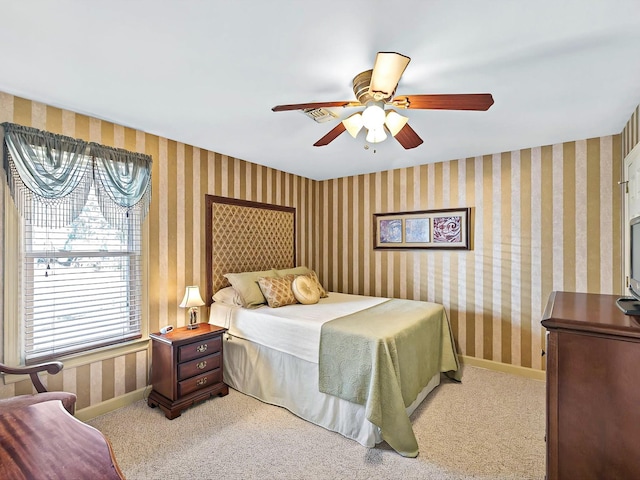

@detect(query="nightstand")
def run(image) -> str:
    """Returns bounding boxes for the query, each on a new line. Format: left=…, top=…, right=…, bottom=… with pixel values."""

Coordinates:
left=147, top=323, right=228, bottom=419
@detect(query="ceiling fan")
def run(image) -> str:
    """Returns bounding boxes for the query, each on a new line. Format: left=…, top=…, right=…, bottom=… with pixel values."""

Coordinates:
left=272, top=52, right=494, bottom=149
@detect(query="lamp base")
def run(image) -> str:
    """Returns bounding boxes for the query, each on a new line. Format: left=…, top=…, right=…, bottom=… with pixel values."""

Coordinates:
left=187, top=307, right=199, bottom=329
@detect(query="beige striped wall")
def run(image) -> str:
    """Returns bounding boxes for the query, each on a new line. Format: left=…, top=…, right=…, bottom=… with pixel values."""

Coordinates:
left=0, top=92, right=316, bottom=412
left=623, top=104, right=640, bottom=158
left=0, top=89, right=637, bottom=411
left=315, top=137, right=623, bottom=370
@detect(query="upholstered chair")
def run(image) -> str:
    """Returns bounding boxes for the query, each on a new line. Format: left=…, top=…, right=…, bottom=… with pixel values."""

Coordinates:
left=0, top=361, right=77, bottom=415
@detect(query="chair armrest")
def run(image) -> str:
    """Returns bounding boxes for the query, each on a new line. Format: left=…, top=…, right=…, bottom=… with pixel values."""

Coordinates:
left=0, top=361, right=64, bottom=393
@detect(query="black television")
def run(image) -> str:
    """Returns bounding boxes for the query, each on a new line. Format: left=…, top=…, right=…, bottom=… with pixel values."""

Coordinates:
left=617, top=215, right=640, bottom=315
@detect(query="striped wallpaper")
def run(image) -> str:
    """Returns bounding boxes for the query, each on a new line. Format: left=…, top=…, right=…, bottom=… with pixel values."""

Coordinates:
left=0, top=92, right=316, bottom=412
left=0, top=89, right=637, bottom=412
left=315, top=139, right=623, bottom=370
left=623, top=104, right=640, bottom=158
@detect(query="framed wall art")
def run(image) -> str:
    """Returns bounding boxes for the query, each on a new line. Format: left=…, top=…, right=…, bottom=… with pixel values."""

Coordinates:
left=373, top=207, right=470, bottom=250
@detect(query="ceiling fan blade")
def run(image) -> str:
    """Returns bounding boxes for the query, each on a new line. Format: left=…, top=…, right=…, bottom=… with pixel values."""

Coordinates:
left=313, top=122, right=347, bottom=147
left=393, top=123, right=424, bottom=149
left=369, top=52, right=411, bottom=101
left=392, top=94, right=494, bottom=111
left=272, top=101, right=361, bottom=112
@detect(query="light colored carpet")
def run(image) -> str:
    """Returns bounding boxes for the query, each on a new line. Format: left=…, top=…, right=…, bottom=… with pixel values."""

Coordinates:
left=88, top=366, right=545, bottom=480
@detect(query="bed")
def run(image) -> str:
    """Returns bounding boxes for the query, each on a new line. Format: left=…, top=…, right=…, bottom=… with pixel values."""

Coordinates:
left=205, top=195, right=460, bottom=457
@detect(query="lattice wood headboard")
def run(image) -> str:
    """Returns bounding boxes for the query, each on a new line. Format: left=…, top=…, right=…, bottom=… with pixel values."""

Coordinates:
left=205, top=195, right=296, bottom=305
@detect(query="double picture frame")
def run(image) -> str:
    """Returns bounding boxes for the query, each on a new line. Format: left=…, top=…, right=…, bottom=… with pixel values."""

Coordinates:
left=373, top=207, right=470, bottom=250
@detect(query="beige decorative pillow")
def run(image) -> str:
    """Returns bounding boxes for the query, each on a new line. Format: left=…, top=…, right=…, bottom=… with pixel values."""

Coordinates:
left=224, top=269, right=278, bottom=308
left=276, top=267, right=327, bottom=298
left=257, top=274, right=297, bottom=308
left=304, top=271, right=328, bottom=298
left=292, top=275, right=320, bottom=305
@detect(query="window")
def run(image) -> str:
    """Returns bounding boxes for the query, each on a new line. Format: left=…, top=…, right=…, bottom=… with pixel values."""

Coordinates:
left=2, top=122, right=152, bottom=364
left=23, top=185, right=143, bottom=362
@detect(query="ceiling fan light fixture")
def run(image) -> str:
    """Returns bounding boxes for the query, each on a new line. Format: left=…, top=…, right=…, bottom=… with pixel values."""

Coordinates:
left=342, top=113, right=364, bottom=138
left=361, top=104, right=386, bottom=130
left=366, top=127, right=387, bottom=144
left=272, top=51, right=492, bottom=150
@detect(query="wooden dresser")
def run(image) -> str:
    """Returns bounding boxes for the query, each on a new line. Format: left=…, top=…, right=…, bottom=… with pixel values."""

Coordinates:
left=541, top=291, right=640, bottom=480
left=148, top=323, right=228, bottom=419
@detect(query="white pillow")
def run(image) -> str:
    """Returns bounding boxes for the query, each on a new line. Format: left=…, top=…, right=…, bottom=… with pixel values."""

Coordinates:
left=291, top=275, right=320, bottom=305
left=212, top=286, right=242, bottom=306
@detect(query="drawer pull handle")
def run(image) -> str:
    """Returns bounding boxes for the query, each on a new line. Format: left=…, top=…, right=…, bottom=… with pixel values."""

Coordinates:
left=196, top=378, right=208, bottom=386
left=196, top=344, right=208, bottom=353
left=197, top=361, right=207, bottom=370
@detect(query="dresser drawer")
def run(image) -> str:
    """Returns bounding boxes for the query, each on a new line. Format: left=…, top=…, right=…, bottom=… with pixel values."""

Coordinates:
left=178, top=368, right=222, bottom=397
left=178, top=335, right=222, bottom=363
left=177, top=352, right=221, bottom=381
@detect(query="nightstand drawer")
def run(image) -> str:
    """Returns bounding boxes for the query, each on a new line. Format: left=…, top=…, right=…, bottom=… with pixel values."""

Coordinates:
left=177, top=352, right=221, bottom=381
left=178, top=368, right=222, bottom=397
left=178, top=335, right=222, bottom=363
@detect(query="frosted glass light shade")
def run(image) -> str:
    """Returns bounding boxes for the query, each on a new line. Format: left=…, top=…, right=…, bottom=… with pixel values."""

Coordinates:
left=385, top=110, right=409, bottom=137
left=342, top=113, right=364, bottom=138
left=361, top=105, right=386, bottom=130
left=366, top=128, right=388, bottom=144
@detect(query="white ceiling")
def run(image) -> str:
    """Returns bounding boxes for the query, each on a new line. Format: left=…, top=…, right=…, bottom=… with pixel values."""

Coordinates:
left=1, top=1, right=640, bottom=180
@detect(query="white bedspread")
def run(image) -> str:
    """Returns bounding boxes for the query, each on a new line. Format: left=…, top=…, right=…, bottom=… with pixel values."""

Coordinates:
left=208, top=292, right=387, bottom=363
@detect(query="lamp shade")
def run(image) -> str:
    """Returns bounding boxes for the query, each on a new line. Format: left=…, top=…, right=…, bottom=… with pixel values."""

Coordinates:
left=179, top=286, right=205, bottom=308
left=361, top=105, right=386, bottom=130
left=365, top=128, right=388, bottom=144
left=342, top=113, right=364, bottom=138
left=384, top=110, right=409, bottom=137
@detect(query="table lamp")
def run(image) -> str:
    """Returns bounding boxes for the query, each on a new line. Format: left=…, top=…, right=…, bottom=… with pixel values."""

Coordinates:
left=179, top=285, right=205, bottom=329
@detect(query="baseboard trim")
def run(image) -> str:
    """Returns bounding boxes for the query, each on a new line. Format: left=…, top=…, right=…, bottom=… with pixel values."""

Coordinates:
left=74, top=358, right=543, bottom=421
left=459, top=355, right=546, bottom=381
left=75, top=386, right=148, bottom=422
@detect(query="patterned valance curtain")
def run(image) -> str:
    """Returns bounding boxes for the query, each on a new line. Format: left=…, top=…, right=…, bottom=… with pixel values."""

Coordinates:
left=1, top=122, right=152, bottom=228
left=90, top=143, right=152, bottom=228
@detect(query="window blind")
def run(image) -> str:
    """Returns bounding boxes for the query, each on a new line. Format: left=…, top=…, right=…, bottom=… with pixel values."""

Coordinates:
left=23, top=186, right=142, bottom=363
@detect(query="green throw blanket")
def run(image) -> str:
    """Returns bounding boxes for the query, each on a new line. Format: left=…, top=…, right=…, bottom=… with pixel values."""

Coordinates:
left=318, top=298, right=460, bottom=457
